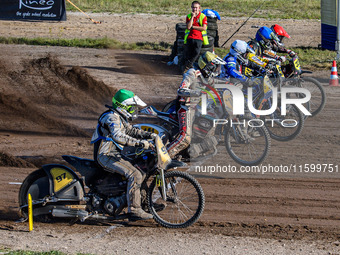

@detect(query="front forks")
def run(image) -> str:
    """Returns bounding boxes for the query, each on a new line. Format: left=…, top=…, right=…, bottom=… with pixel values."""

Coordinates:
left=156, top=169, right=167, bottom=201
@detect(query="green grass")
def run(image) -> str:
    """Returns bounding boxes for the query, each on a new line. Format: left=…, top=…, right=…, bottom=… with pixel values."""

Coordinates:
left=0, top=36, right=335, bottom=70
left=292, top=46, right=337, bottom=70
left=215, top=46, right=336, bottom=71
left=0, top=37, right=172, bottom=51
left=66, top=0, right=321, bottom=20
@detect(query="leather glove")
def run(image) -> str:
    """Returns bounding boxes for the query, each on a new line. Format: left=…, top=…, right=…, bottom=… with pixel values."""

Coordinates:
left=150, top=133, right=158, bottom=140
left=138, top=140, right=150, bottom=149
left=138, top=140, right=154, bottom=150
left=289, top=51, right=297, bottom=58
left=279, top=56, right=286, bottom=63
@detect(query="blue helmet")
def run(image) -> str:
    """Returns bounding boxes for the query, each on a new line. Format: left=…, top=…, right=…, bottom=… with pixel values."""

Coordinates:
left=255, top=26, right=280, bottom=49
left=230, top=40, right=255, bottom=65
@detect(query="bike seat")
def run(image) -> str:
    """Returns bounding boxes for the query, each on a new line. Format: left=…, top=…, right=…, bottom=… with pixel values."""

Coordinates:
left=62, top=155, right=102, bottom=186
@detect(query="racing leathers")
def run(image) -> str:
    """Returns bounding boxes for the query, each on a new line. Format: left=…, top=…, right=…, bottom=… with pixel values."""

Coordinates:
left=167, top=68, right=205, bottom=159
left=91, top=108, right=154, bottom=214
left=219, top=53, right=267, bottom=84
left=248, top=39, right=296, bottom=62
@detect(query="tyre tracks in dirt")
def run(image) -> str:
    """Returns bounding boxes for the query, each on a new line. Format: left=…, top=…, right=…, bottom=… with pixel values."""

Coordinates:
left=0, top=43, right=339, bottom=252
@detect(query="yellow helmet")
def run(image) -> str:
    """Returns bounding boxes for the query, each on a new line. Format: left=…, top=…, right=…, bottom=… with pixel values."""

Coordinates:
left=198, top=52, right=226, bottom=78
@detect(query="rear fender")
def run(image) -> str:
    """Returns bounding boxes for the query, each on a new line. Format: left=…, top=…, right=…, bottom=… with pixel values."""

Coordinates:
left=41, top=164, right=84, bottom=201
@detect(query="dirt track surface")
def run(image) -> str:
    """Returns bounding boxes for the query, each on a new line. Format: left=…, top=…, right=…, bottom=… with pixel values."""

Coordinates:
left=0, top=13, right=340, bottom=254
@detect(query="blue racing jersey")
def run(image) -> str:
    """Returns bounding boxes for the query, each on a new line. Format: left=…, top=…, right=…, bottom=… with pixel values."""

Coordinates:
left=219, top=54, right=249, bottom=83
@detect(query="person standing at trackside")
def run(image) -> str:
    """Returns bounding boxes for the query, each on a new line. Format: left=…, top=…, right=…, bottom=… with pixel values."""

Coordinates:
left=182, top=1, right=209, bottom=73
left=91, top=89, right=157, bottom=221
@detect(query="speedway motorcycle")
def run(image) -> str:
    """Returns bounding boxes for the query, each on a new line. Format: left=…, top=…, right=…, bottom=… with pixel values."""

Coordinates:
left=241, top=54, right=306, bottom=142
left=241, top=68, right=305, bottom=142
left=244, top=51, right=325, bottom=118
left=19, top=136, right=205, bottom=228
left=281, top=55, right=326, bottom=117
left=137, top=82, right=271, bottom=166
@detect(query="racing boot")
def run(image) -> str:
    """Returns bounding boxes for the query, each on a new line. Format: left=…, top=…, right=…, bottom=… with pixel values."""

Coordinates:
left=129, top=208, right=153, bottom=221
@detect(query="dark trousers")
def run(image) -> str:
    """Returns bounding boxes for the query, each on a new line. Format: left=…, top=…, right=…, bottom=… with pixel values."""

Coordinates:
left=184, top=39, right=202, bottom=70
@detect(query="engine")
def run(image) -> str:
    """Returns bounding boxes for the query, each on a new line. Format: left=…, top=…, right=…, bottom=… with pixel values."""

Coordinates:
left=193, top=116, right=215, bottom=139
left=89, top=193, right=127, bottom=216
left=95, top=173, right=127, bottom=196
left=104, top=194, right=127, bottom=216
left=89, top=173, right=128, bottom=216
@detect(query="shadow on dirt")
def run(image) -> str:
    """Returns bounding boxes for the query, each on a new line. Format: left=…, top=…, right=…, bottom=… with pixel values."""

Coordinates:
left=0, top=209, right=20, bottom=221
left=0, top=208, right=156, bottom=229
left=83, top=52, right=181, bottom=76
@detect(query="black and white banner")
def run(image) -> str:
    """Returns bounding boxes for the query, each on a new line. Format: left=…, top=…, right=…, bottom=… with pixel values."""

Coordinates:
left=0, top=0, right=66, bottom=21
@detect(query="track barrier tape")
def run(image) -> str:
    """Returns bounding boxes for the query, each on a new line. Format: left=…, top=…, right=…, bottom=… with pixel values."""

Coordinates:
left=66, top=0, right=101, bottom=24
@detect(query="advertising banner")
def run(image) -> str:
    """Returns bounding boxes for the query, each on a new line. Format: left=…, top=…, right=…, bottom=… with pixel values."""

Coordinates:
left=0, top=0, right=66, bottom=21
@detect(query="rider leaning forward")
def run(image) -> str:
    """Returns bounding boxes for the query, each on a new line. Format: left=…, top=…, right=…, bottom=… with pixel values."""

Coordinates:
left=91, top=89, right=157, bottom=221
left=167, top=52, right=226, bottom=159
left=219, top=39, right=268, bottom=86
left=248, top=25, right=297, bottom=63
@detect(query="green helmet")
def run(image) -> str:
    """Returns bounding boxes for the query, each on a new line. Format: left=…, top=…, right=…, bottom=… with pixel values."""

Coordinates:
left=112, top=89, right=146, bottom=120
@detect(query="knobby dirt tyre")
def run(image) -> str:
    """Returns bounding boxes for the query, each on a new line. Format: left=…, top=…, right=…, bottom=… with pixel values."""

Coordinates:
left=299, top=76, right=326, bottom=117
left=162, top=99, right=176, bottom=113
left=147, top=170, right=205, bottom=228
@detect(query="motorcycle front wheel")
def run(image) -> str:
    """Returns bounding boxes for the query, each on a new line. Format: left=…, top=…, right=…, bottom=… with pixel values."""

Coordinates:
left=264, top=103, right=304, bottom=142
left=224, top=116, right=271, bottom=166
left=147, top=170, right=205, bottom=228
left=289, top=76, right=326, bottom=117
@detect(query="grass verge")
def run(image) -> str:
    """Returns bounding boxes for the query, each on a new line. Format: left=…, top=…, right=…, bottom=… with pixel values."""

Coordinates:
left=65, top=0, right=321, bottom=20
left=0, top=37, right=172, bottom=51
left=0, top=36, right=336, bottom=70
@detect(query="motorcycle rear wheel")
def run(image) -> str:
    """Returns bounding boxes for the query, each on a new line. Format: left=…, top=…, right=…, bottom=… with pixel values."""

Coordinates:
left=18, top=169, right=50, bottom=219
left=147, top=170, right=205, bottom=228
left=224, top=116, right=271, bottom=166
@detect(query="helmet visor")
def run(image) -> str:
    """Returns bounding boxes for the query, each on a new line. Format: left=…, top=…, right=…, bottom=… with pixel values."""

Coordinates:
left=122, top=95, right=147, bottom=107
left=127, top=105, right=137, bottom=114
